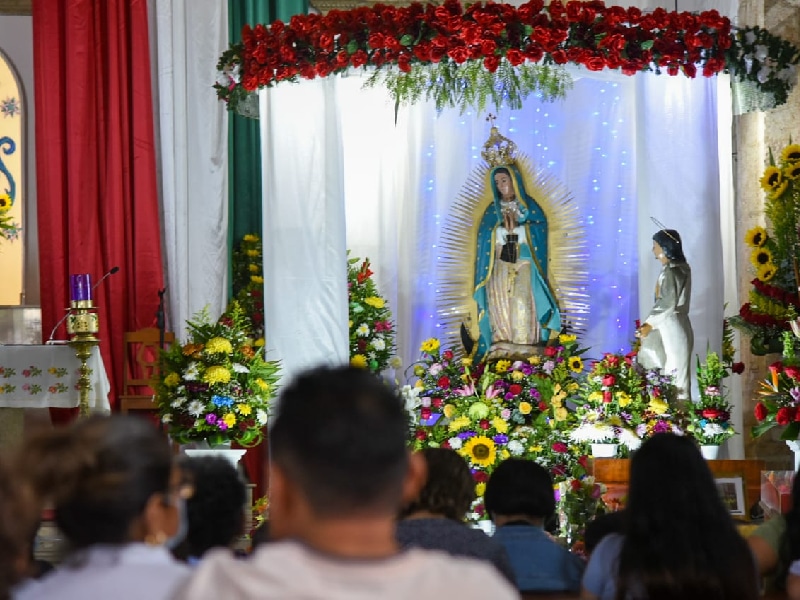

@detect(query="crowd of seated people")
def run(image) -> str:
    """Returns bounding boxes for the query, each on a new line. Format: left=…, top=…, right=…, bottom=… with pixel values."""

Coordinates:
left=0, top=365, right=798, bottom=599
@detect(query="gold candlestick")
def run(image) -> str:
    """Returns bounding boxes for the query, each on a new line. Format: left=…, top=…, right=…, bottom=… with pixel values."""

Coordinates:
left=67, top=302, right=100, bottom=418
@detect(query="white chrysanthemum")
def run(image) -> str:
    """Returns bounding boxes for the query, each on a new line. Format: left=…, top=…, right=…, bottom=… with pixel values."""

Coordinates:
left=703, top=423, right=725, bottom=436
left=618, top=428, right=642, bottom=450
left=161, top=413, right=172, bottom=424
left=176, top=385, right=186, bottom=395
left=183, top=362, right=200, bottom=381
left=171, top=397, right=186, bottom=409
left=256, top=409, right=268, bottom=426
left=401, top=385, right=421, bottom=414
left=447, top=437, right=463, bottom=450
left=507, top=440, right=524, bottom=456
left=388, top=356, right=402, bottom=369
left=569, top=423, right=616, bottom=444
left=371, top=338, right=386, bottom=351
left=187, top=400, right=206, bottom=417
left=232, top=363, right=249, bottom=374
left=356, top=324, right=370, bottom=337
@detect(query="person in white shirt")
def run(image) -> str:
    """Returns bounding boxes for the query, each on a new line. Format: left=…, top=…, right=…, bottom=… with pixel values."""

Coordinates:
left=175, top=366, right=519, bottom=600
left=12, top=415, right=191, bottom=600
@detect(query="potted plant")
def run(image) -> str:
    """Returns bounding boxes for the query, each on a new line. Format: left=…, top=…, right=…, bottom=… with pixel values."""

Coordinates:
left=688, top=350, right=737, bottom=459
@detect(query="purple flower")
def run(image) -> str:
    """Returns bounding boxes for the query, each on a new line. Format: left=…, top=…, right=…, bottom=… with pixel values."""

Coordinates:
left=635, top=423, right=647, bottom=437
left=205, top=414, right=217, bottom=425
left=458, top=431, right=477, bottom=440
left=504, top=392, right=514, bottom=400
left=529, top=388, right=541, bottom=399
left=791, top=387, right=800, bottom=403
left=493, top=434, right=509, bottom=444
left=542, top=360, right=555, bottom=374
left=218, top=422, right=228, bottom=430
left=653, top=420, right=670, bottom=433
left=521, top=364, right=533, bottom=376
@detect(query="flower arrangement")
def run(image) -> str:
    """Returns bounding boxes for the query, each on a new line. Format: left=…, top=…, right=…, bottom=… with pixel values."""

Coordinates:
left=570, top=352, right=679, bottom=452
left=556, top=476, right=607, bottom=547
left=216, top=0, right=799, bottom=117
left=348, top=255, right=397, bottom=373
left=753, top=331, right=800, bottom=440
left=229, top=234, right=265, bottom=342
left=0, top=192, right=19, bottom=242
left=155, top=306, right=279, bottom=447
left=730, top=143, right=800, bottom=354
left=688, top=350, right=736, bottom=446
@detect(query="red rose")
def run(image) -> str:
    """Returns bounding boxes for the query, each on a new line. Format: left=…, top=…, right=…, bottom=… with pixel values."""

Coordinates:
left=785, top=366, right=800, bottom=380
left=420, top=407, right=432, bottom=420
left=506, top=49, right=524, bottom=66
left=335, top=50, right=349, bottom=68
left=480, top=39, right=497, bottom=56
left=538, top=401, right=548, bottom=411
left=432, top=397, right=443, bottom=408
left=357, top=339, right=367, bottom=352
left=603, top=391, right=612, bottom=403
left=605, top=354, right=620, bottom=367
left=570, top=479, right=583, bottom=492
left=577, top=455, right=588, bottom=469
left=701, top=408, right=723, bottom=420
left=437, top=376, right=450, bottom=389
left=731, top=362, right=745, bottom=375
left=415, top=429, right=427, bottom=441
left=368, top=32, right=385, bottom=49
left=551, top=49, right=568, bottom=64
left=448, top=46, right=469, bottom=64
left=777, top=407, right=794, bottom=426
left=552, top=442, right=568, bottom=453
left=483, top=55, right=500, bottom=73
left=509, top=384, right=523, bottom=396
left=442, top=349, right=454, bottom=361
left=397, top=54, right=412, bottom=73
left=682, top=63, right=697, bottom=78
left=544, top=346, right=559, bottom=357
left=441, top=440, right=451, bottom=449
left=754, top=402, right=768, bottom=421
left=351, top=50, right=368, bottom=68
left=479, top=419, right=491, bottom=430
left=473, top=470, right=489, bottom=483
left=794, top=409, right=800, bottom=422
left=318, top=33, right=334, bottom=52
left=601, top=375, right=616, bottom=387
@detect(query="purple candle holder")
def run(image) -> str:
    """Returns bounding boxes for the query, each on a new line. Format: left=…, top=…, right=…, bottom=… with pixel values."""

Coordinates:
left=70, top=274, right=92, bottom=303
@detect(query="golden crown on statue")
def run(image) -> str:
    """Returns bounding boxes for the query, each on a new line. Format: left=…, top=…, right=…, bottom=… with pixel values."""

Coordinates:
left=481, top=114, right=518, bottom=167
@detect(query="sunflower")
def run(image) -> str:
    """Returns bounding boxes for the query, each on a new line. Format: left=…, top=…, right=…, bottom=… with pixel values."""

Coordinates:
left=420, top=338, right=440, bottom=353
left=744, top=226, right=768, bottom=248
left=757, top=262, right=777, bottom=282
left=760, top=166, right=783, bottom=192
left=786, top=163, right=800, bottom=180
left=770, top=179, right=790, bottom=200
left=782, top=144, right=800, bottom=164
left=568, top=356, right=583, bottom=373
left=0, top=194, right=10, bottom=212
left=751, top=247, right=773, bottom=268
left=461, top=436, right=497, bottom=468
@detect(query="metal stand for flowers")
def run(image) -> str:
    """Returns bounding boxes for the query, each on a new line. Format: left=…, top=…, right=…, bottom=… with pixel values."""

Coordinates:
left=184, top=441, right=246, bottom=468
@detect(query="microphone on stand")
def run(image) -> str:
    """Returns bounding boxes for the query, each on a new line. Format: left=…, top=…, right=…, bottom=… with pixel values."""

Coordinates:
left=92, top=266, right=120, bottom=292
left=46, top=266, right=120, bottom=344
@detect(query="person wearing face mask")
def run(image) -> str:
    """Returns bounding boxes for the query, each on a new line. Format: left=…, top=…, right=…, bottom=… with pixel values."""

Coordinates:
left=12, top=415, right=191, bottom=600
left=636, top=228, right=694, bottom=400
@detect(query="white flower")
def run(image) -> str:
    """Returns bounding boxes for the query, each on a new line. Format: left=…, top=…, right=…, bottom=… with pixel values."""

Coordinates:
left=183, top=362, right=200, bottom=381
left=745, top=30, right=756, bottom=44
left=500, top=408, right=511, bottom=420
left=507, top=440, right=524, bottom=456
left=176, top=385, right=185, bottom=395
left=371, top=338, right=386, bottom=351
left=161, top=413, right=172, bottom=424
left=618, top=428, right=642, bottom=451
left=232, top=363, right=249, bottom=374
left=401, top=385, right=421, bottom=414
left=447, top=437, right=463, bottom=450
left=256, top=409, right=268, bottom=426
left=755, top=44, right=769, bottom=61
left=703, top=423, right=725, bottom=436
left=420, top=397, right=432, bottom=408
left=356, top=324, right=370, bottom=337
left=187, top=400, right=206, bottom=417
left=757, top=65, right=772, bottom=84
left=215, top=73, right=230, bottom=87
left=388, top=356, right=403, bottom=369
left=429, top=363, right=443, bottom=376
left=171, top=397, right=186, bottom=409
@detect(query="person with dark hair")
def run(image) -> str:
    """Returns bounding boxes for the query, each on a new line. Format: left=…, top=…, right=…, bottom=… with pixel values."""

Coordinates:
left=485, top=458, right=584, bottom=593
left=13, top=415, right=191, bottom=600
left=395, top=448, right=514, bottom=583
left=582, top=434, right=758, bottom=600
left=175, top=366, right=516, bottom=599
left=582, top=510, right=626, bottom=557
left=171, top=456, right=246, bottom=563
left=635, top=228, right=694, bottom=400
left=0, top=458, right=39, bottom=600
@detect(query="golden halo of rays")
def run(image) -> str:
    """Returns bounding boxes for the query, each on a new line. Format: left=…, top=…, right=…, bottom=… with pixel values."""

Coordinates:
left=436, top=153, right=588, bottom=353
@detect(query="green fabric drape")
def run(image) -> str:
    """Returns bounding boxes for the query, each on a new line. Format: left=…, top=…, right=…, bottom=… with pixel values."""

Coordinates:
left=227, top=0, right=308, bottom=287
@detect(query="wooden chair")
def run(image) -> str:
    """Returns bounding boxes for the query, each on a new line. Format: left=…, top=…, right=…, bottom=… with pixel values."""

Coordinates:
left=119, top=327, right=175, bottom=413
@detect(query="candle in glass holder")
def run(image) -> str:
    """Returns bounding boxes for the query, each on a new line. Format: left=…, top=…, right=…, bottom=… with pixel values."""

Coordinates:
left=70, top=274, right=92, bottom=303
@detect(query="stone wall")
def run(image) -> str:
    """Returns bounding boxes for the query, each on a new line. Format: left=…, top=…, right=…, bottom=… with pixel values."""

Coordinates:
left=737, top=0, right=800, bottom=467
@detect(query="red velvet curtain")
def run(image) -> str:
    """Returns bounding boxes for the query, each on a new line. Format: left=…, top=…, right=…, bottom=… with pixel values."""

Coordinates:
left=34, top=0, right=164, bottom=415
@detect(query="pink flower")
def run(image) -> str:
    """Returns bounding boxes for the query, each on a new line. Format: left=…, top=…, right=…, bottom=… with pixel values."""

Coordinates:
left=455, top=383, right=476, bottom=396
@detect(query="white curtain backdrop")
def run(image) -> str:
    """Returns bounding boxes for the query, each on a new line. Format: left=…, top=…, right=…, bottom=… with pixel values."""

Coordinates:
left=152, top=0, right=229, bottom=338
left=259, top=79, right=349, bottom=380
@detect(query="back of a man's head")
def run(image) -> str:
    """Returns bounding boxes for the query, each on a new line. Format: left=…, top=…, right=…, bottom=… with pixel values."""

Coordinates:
left=270, top=366, right=409, bottom=518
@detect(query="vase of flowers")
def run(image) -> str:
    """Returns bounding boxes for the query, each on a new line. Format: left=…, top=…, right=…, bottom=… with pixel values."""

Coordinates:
left=687, top=350, right=737, bottom=458
left=753, top=331, right=800, bottom=442
left=348, top=255, right=397, bottom=373
left=155, top=305, right=279, bottom=448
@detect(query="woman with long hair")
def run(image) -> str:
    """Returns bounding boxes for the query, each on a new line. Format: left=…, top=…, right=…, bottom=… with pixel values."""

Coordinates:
left=581, top=434, right=758, bottom=599
left=13, top=415, right=191, bottom=600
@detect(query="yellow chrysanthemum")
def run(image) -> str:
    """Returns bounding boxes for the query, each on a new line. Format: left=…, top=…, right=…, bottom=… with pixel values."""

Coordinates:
left=246, top=249, right=259, bottom=257
left=461, top=436, right=497, bottom=468
left=492, top=418, right=509, bottom=433
left=568, top=356, right=583, bottom=373
left=770, top=180, right=790, bottom=200
left=744, top=226, right=768, bottom=248
left=243, top=234, right=259, bottom=242
left=648, top=397, right=669, bottom=415
left=248, top=264, right=260, bottom=273
left=608, top=415, right=623, bottom=426
left=205, top=337, right=233, bottom=355
left=588, top=391, right=604, bottom=403
left=448, top=416, right=471, bottom=432
left=223, top=413, right=237, bottom=427
left=529, top=445, right=543, bottom=453
left=254, top=338, right=265, bottom=347
left=475, top=482, right=486, bottom=497
left=554, top=407, right=568, bottom=421
left=350, top=354, right=368, bottom=368
left=0, top=194, right=11, bottom=213
left=164, top=372, right=180, bottom=388
left=500, top=449, right=510, bottom=460
left=558, top=333, right=577, bottom=344
left=420, top=338, right=440, bottom=353
left=415, top=379, right=424, bottom=389
left=511, top=370, right=525, bottom=381
left=551, top=396, right=563, bottom=409
left=461, top=357, right=472, bottom=367
left=528, top=356, right=541, bottom=366
left=363, top=296, right=385, bottom=309
left=786, top=163, right=800, bottom=180
left=757, top=262, right=777, bottom=283
left=203, top=366, right=231, bottom=385
left=760, top=166, right=783, bottom=192
left=495, top=360, right=511, bottom=374
left=251, top=275, right=264, bottom=284
left=616, top=391, right=631, bottom=407
left=567, top=382, right=579, bottom=393
left=782, top=144, right=800, bottom=164
left=751, top=248, right=773, bottom=268
left=518, top=401, right=533, bottom=415
left=443, top=404, right=457, bottom=419
left=236, top=403, right=252, bottom=416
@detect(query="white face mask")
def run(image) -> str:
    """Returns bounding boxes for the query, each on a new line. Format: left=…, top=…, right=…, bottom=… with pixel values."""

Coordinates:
left=165, top=496, right=189, bottom=550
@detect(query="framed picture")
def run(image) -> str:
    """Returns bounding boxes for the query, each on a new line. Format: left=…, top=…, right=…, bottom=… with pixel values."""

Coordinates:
left=715, top=476, right=746, bottom=516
